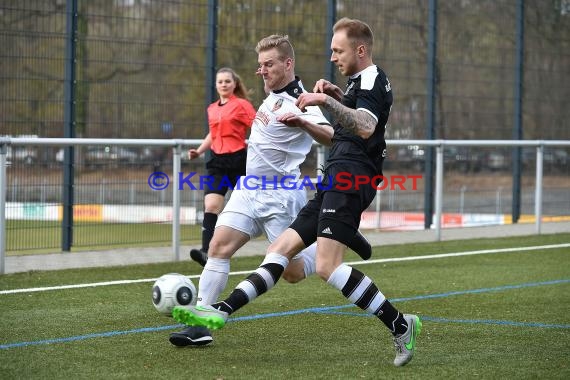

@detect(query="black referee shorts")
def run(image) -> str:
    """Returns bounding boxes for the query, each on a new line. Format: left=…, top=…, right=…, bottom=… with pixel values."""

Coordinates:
left=204, top=149, right=246, bottom=196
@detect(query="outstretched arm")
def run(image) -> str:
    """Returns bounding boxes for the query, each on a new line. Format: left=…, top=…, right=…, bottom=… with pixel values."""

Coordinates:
left=295, top=93, right=376, bottom=140
left=322, top=96, right=376, bottom=139
left=313, top=79, right=344, bottom=102
left=277, top=113, right=333, bottom=146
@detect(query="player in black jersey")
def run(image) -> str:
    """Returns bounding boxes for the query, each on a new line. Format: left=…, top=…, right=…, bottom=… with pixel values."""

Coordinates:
left=169, top=34, right=373, bottom=349
left=172, top=18, right=422, bottom=367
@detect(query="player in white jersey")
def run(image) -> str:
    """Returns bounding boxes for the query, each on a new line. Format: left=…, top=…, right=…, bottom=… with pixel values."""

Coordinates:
left=171, top=19, right=421, bottom=367
left=246, top=87, right=322, bottom=179
left=217, top=78, right=328, bottom=248
left=169, top=34, right=371, bottom=347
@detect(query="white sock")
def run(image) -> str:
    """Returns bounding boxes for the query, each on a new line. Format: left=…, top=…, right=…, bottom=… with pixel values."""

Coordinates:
left=260, top=252, right=290, bottom=268
left=292, top=243, right=317, bottom=278
left=197, top=257, right=230, bottom=306
left=326, top=263, right=352, bottom=290
left=327, top=264, right=386, bottom=315
left=235, top=252, right=289, bottom=301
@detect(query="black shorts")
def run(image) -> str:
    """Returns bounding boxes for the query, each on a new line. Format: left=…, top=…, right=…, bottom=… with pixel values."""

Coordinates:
left=204, top=149, right=246, bottom=196
left=290, top=161, right=377, bottom=247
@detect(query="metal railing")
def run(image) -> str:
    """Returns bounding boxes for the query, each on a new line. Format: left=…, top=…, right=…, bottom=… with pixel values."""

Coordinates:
left=1, top=138, right=570, bottom=274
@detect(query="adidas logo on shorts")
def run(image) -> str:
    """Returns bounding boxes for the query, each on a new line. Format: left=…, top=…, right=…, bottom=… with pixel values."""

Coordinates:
left=321, top=227, right=332, bottom=235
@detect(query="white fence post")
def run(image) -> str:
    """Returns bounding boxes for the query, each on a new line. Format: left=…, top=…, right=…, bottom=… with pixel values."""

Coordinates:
left=459, top=185, right=467, bottom=214
left=316, top=144, right=325, bottom=177
left=496, top=187, right=503, bottom=215
left=434, top=142, right=444, bottom=241
left=535, top=143, right=543, bottom=234
left=0, top=141, right=7, bottom=274
left=172, top=143, right=182, bottom=262
left=375, top=189, right=381, bottom=229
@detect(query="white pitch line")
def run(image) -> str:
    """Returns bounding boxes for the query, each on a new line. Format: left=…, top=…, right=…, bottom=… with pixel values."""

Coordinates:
left=1, top=243, right=569, bottom=295
left=346, top=243, right=570, bottom=266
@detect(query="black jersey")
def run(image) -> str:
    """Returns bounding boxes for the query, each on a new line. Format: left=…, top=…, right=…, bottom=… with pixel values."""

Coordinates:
left=327, top=65, right=392, bottom=173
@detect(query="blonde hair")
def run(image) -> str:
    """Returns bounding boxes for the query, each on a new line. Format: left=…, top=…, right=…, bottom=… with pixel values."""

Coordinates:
left=255, top=34, right=295, bottom=61
left=216, top=67, right=250, bottom=100
left=333, top=17, right=374, bottom=53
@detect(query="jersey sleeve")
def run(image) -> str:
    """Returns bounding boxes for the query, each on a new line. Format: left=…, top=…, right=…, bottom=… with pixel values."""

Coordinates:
left=236, top=99, right=257, bottom=129
left=299, top=105, right=330, bottom=126
left=277, top=95, right=330, bottom=126
left=356, top=71, right=392, bottom=124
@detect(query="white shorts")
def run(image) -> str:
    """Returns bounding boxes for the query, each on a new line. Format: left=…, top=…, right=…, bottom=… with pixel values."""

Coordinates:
left=217, top=186, right=307, bottom=242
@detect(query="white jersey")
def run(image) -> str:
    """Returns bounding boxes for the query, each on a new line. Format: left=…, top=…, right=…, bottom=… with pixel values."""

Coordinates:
left=246, top=78, right=329, bottom=181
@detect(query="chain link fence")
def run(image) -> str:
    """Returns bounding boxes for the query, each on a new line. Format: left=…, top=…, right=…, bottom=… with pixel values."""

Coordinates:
left=2, top=0, right=569, bottom=252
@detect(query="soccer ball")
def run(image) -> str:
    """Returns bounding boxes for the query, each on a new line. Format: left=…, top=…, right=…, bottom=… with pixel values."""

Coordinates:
left=151, top=273, right=197, bottom=315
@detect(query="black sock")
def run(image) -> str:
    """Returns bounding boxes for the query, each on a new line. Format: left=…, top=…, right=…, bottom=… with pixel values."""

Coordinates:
left=211, top=300, right=238, bottom=315
left=338, top=266, right=407, bottom=335
left=201, top=212, right=217, bottom=252
left=377, top=301, right=408, bottom=335
left=215, top=261, right=286, bottom=316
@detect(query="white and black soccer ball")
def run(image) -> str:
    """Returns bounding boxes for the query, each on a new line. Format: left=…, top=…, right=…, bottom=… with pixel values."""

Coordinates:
left=152, top=273, right=197, bottom=315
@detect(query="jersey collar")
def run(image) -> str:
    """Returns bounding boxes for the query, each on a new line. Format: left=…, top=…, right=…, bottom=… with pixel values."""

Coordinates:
left=273, top=76, right=303, bottom=98
left=349, top=65, right=377, bottom=80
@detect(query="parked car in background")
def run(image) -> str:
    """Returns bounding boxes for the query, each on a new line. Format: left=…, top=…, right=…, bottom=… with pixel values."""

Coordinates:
left=484, top=150, right=510, bottom=171
left=56, top=146, right=145, bottom=168
left=1, top=134, right=39, bottom=165
left=114, top=147, right=139, bottom=163
left=523, top=147, right=569, bottom=173
left=385, top=145, right=425, bottom=171
left=386, top=145, right=488, bottom=173
left=55, top=148, right=65, bottom=163
left=85, top=146, right=116, bottom=166
left=84, top=146, right=138, bottom=168
left=6, top=146, right=38, bottom=165
left=445, top=146, right=485, bottom=173
left=547, top=149, right=568, bottom=169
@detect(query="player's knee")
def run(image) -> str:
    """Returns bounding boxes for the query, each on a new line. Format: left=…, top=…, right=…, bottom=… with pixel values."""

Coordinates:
left=207, top=239, right=232, bottom=259
left=282, top=270, right=304, bottom=284
left=282, top=259, right=306, bottom=283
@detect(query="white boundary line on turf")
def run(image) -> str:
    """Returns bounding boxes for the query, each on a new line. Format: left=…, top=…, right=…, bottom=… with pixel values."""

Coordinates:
left=1, top=243, right=569, bottom=295
left=346, top=243, right=570, bottom=265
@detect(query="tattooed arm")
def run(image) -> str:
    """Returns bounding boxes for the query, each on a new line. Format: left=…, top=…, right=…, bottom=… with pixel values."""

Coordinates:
left=322, top=96, right=376, bottom=139
left=295, top=92, right=376, bottom=140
